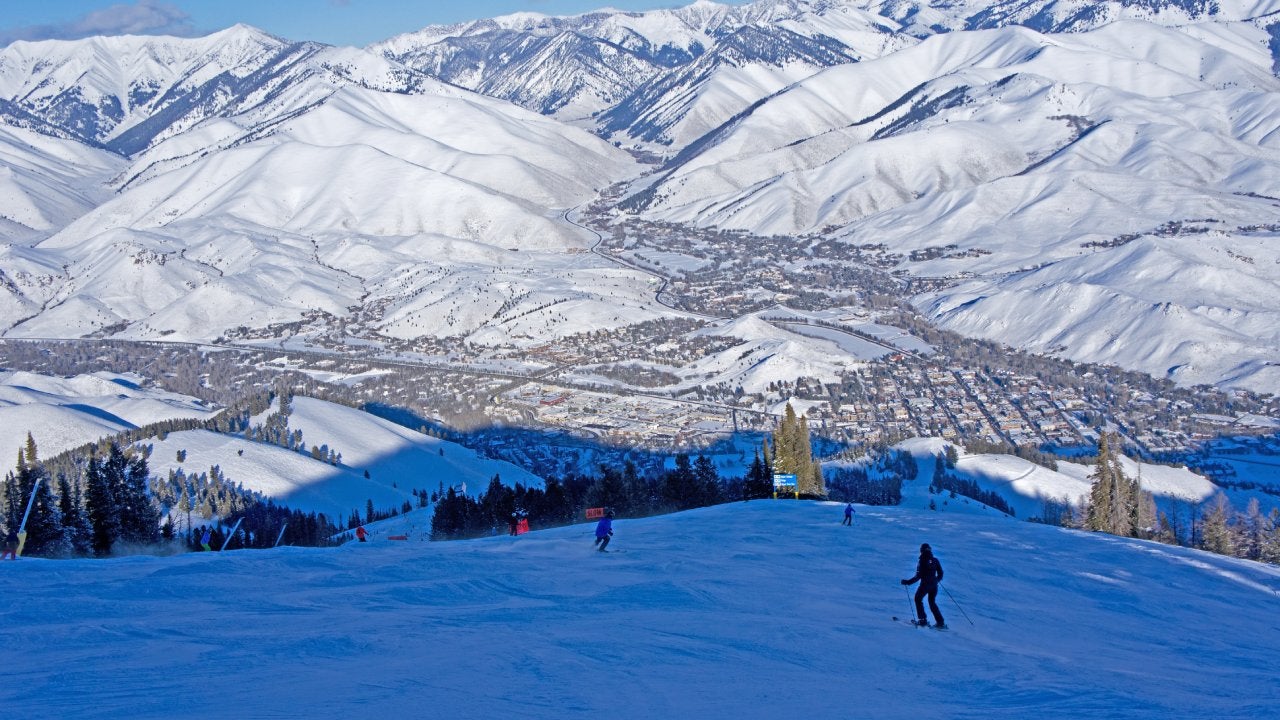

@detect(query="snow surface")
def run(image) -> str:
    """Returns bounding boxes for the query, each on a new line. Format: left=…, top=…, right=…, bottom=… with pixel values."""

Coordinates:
left=0, top=370, right=217, bottom=458
left=145, top=396, right=546, bottom=519
left=2, top=500, right=1277, bottom=719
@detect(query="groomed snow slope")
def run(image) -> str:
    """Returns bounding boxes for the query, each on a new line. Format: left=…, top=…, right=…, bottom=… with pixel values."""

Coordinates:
left=1, top=501, right=1276, bottom=719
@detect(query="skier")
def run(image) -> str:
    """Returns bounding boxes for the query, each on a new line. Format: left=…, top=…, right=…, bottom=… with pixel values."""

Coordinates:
left=509, top=512, right=519, bottom=536
left=356, top=525, right=368, bottom=542
left=1, top=528, right=18, bottom=560
left=901, top=542, right=946, bottom=628
left=843, top=503, right=855, bottom=526
left=594, top=510, right=614, bottom=552
left=200, top=526, right=212, bottom=552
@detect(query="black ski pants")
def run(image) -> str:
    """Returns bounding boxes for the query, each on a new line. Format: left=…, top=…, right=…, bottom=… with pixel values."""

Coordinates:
left=915, top=584, right=944, bottom=625
left=595, top=535, right=610, bottom=551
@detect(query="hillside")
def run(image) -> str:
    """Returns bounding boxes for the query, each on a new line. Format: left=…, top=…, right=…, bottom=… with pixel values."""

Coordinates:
left=1, top=501, right=1276, bottom=718
left=146, top=396, right=547, bottom=520
left=0, top=370, right=218, bottom=458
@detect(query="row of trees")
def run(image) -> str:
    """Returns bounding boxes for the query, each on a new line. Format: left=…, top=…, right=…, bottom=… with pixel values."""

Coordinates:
left=432, top=454, right=737, bottom=540
left=1065, top=433, right=1280, bottom=563
left=929, top=454, right=1015, bottom=516
left=2, top=439, right=158, bottom=557
left=0, top=434, right=342, bottom=558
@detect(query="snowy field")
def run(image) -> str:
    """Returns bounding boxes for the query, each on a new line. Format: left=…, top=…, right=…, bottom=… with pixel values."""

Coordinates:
left=2, top=501, right=1277, bottom=719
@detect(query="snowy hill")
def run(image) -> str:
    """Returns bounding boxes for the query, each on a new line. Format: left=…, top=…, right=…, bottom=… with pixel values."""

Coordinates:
left=145, top=396, right=546, bottom=519
left=2, top=500, right=1276, bottom=718
left=0, top=370, right=217, bottom=458
left=0, top=125, right=124, bottom=243
left=885, top=437, right=1232, bottom=517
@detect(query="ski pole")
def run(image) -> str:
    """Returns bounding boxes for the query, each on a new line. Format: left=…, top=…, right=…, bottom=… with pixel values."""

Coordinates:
left=904, top=585, right=915, bottom=621
left=942, top=585, right=974, bottom=626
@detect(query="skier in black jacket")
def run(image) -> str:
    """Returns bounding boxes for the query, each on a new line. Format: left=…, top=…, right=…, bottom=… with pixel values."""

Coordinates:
left=901, top=543, right=945, bottom=628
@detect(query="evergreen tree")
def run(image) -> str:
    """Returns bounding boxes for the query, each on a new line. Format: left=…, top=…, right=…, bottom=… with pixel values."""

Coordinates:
left=58, top=474, right=93, bottom=555
left=588, top=466, right=627, bottom=516
left=9, top=444, right=65, bottom=557
left=744, top=451, right=771, bottom=500
left=85, top=442, right=159, bottom=555
left=116, top=444, right=159, bottom=546
left=1198, top=492, right=1235, bottom=557
left=772, top=403, right=823, bottom=497
left=85, top=451, right=121, bottom=556
left=692, top=454, right=720, bottom=507
left=1086, top=433, right=1135, bottom=536
left=662, top=454, right=698, bottom=510
left=1260, top=509, right=1280, bottom=565
left=1241, top=498, right=1267, bottom=561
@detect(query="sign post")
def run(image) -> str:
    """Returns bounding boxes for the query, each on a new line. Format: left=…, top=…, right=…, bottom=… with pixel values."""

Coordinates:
left=772, top=473, right=797, bottom=499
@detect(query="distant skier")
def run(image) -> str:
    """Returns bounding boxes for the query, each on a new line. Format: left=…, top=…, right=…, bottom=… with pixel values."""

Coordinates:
left=200, top=526, right=212, bottom=552
left=594, top=510, right=614, bottom=552
left=843, top=503, right=855, bottom=526
left=901, top=543, right=946, bottom=628
left=1, top=528, right=18, bottom=560
left=356, top=525, right=369, bottom=543
left=509, top=512, right=519, bottom=536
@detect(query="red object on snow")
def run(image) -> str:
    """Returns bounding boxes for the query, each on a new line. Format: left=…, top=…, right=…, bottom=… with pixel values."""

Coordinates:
left=387, top=534, right=408, bottom=541
left=585, top=507, right=605, bottom=519
left=516, top=518, right=530, bottom=535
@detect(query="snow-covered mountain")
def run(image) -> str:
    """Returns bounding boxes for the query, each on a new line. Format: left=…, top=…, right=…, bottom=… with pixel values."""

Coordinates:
left=0, top=0, right=1278, bottom=391
left=622, top=18, right=1280, bottom=389
left=0, top=28, right=640, bottom=342
left=374, top=0, right=914, bottom=149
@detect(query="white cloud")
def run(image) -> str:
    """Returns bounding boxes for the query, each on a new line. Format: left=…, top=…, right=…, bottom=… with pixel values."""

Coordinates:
left=0, top=1, right=195, bottom=46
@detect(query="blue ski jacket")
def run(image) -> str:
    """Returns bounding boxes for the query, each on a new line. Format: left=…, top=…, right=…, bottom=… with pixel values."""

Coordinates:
left=595, top=517, right=613, bottom=538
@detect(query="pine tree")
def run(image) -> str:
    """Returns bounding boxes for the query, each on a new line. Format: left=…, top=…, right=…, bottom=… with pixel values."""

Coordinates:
left=85, top=442, right=159, bottom=555
left=1198, top=493, right=1235, bottom=557
left=1086, top=433, right=1135, bottom=536
left=1241, top=498, right=1266, bottom=561
left=116, top=444, right=159, bottom=546
left=58, top=474, right=93, bottom=555
left=771, top=403, right=822, bottom=497
left=662, top=454, right=697, bottom=510
left=11, top=445, right=65, bottom=557
left=588, top=466, right=627, bottom=516
left=85, top=450, right=121, bottom=556
left=692, top=454, right=720, bottom=506
left=1260, top=509, right=1280, bottom=565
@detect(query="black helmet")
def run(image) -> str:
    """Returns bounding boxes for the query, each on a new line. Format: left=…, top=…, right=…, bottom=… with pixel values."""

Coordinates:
left=920, top=543, right=932, bottom=553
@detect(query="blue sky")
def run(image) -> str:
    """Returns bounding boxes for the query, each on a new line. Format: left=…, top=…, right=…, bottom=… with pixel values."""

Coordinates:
left=0, top=0, right=748, bottom=47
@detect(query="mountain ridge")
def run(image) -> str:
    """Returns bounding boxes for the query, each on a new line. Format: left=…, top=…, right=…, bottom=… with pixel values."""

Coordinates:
left=0, top=1, right=1277, bottom=392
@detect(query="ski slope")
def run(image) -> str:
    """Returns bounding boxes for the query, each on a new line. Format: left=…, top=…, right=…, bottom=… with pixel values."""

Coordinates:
left=1, top=501, right=1276, bottom=719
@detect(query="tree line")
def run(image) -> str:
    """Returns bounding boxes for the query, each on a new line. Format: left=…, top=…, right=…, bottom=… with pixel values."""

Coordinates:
left=0, top=432, right=343, bottom=559
left=1038, top=432, right=1280, bottom=564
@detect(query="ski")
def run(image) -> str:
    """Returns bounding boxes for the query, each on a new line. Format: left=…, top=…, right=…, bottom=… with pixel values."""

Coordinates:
left=892, top=616, right=946, bottom=629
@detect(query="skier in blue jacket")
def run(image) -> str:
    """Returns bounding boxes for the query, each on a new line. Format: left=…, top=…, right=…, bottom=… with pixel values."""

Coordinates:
left=594, top=510, right=614, bottom=552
